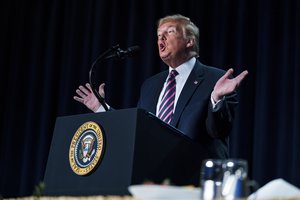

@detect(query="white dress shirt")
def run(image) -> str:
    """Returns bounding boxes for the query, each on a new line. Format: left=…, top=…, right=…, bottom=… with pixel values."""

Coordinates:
left=156, top=57, right=196, bottom=115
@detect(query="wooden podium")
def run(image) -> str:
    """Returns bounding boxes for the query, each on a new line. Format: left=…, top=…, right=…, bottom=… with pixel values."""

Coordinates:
left=43, top=108, right=202, bottom=196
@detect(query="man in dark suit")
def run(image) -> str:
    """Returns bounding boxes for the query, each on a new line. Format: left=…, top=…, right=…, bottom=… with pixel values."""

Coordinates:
left=138, top=60, right=237, bottom=158
left=74, top=14, right=248, bottom=183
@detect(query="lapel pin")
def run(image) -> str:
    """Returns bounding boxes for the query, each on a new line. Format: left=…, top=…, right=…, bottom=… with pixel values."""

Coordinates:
left=194, top=80, right=198, bottom=84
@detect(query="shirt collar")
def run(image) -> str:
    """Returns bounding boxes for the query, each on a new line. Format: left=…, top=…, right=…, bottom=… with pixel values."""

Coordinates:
left=168, top=57, right=196, bottom=78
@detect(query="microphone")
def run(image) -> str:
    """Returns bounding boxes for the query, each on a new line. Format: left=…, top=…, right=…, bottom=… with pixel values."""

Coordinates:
left=105, top=45, right=140, bottom=59
left=89, top=44, right=140, bottom=111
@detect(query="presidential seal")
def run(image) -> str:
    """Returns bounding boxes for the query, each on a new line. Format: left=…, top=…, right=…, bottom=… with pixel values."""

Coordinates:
left=69, top=121, right=105, bottom=176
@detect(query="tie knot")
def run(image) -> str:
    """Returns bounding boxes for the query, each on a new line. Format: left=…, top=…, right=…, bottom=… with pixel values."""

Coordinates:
left=170, top=70, right=179, bottom=78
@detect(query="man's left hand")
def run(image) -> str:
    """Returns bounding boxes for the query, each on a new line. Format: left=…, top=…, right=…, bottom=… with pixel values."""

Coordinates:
left=212, top=68, right=248, bottom=102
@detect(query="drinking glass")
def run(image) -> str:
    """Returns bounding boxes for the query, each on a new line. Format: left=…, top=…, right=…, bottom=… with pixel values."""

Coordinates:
left=200, top=159, right=224, bottom=200
left=200, top=159, right=254, bottom=200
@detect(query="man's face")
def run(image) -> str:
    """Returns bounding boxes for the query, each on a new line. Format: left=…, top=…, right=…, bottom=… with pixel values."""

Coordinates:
left=157, top=21, right=189, bottom=67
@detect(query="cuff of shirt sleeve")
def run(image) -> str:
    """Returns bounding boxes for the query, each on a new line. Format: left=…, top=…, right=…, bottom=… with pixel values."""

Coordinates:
left=211, top=94, right=222, bottom=109
left=95, top=104, right=110, bottom=113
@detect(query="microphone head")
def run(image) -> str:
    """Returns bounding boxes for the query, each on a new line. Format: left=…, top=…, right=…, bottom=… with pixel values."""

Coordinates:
left=126, top=45, right=141, bottom=57
left=104, top=45, right=141, bottom=60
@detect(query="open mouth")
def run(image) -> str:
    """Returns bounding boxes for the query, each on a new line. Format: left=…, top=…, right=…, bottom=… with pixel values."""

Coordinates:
left=159, top=42, right=166, bottom=52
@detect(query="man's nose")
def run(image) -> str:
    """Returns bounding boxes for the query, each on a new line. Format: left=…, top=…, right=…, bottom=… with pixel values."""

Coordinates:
left=158, top=34, right=166, bottom=40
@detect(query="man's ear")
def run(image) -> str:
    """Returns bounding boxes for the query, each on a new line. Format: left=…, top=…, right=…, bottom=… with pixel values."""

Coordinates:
left=186, top=39, right=194, bottom=47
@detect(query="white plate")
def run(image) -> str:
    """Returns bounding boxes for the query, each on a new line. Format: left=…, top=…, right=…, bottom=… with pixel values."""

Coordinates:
left=128, top=184, right=201, bottom=200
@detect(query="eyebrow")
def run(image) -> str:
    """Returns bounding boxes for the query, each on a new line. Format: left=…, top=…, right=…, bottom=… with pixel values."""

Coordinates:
left=157, top=25, right=176, bottom=33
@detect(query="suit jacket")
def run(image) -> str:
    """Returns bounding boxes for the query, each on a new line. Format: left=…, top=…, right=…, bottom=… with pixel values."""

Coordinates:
left=137, top=60, right=238, bottom=160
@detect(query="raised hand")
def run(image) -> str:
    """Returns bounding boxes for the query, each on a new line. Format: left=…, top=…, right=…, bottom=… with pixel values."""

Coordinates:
left=212, top=68, right=248, bottom=102
left=73, top=83, right=106, bottom=112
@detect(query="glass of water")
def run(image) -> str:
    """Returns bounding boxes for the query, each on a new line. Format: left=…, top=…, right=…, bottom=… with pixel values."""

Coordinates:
left=200, top=159, right=224, bottom=200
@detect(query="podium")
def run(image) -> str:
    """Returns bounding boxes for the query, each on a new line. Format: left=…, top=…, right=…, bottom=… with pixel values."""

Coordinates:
left=43, top=108, right=202, bottom=196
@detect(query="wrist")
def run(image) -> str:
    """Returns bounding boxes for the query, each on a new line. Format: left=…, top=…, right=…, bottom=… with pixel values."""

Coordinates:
left=211, top=91, right=221, bottom=102
left=91, top=104, right=101, bottom=113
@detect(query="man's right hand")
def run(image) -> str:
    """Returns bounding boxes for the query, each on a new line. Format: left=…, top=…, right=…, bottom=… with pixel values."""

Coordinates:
left=73, top=83, right=106, bottom=112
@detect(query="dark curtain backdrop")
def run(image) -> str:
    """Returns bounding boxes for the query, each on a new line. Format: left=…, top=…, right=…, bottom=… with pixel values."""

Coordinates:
left=0, top=0, right=299, bottom=198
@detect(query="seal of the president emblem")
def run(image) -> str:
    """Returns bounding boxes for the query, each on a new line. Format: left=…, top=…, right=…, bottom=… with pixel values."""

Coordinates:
left=69, top=121, right=105, bottom=176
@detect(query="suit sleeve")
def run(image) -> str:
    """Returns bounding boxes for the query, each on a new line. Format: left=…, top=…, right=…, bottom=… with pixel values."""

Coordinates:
left=206, top=92, right=238, bottom=138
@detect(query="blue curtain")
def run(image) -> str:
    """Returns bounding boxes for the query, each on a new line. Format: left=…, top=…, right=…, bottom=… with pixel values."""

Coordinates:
left=0, top=0, right=299, bottom=197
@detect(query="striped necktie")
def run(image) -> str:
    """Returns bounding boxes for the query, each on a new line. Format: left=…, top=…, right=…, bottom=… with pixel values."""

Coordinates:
left=157, top=70, right=179, bottom=124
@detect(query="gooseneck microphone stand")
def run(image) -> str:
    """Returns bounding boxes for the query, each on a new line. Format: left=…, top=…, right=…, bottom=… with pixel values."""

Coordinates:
left=89, top=45, right=120, bottom=111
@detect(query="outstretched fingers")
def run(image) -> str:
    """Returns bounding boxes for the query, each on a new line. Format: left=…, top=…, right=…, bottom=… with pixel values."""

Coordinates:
left=221, top=68, right=234, bottom=81
left=85, top=83, right=93, bottom=91
left=73, top=95, right=83, bottom=103
left=99, top=83, right=106, bottom=98
left=76, top=87, right=87, bottom=98
left=74, top=84, right=93, bottom=102
left=79, top=85, right=91, bottom=95
left=234, top=70, right=249, bottom=86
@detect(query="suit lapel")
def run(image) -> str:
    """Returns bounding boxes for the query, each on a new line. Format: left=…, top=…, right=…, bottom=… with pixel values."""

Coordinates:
left=149, top=71, right=169, bottom=114
left=171, top=61, right=205, bottom=126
